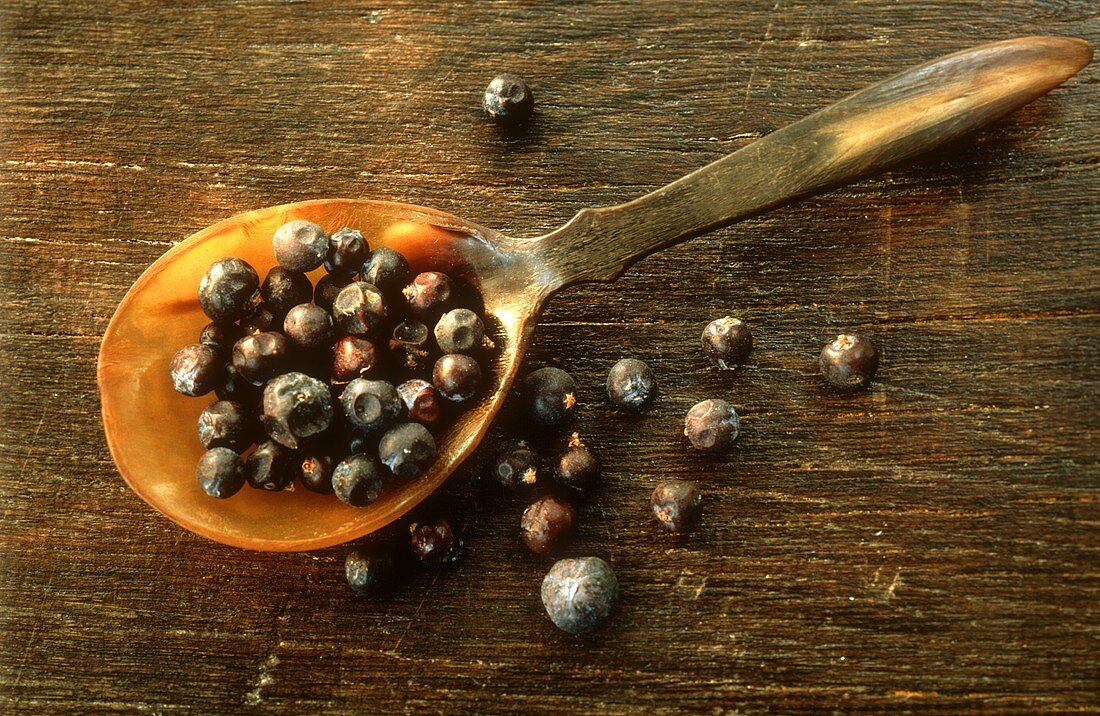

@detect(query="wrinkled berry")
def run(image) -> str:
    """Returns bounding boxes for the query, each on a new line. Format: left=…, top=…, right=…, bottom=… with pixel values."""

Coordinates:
left=819, top=333, right=879, bottom=389
left=702, top=317, right=753, bottom=369
left=198, top=257, right=259, bottom=322
left=434, top=308, right=485, bottom=354
left=360, top=247, right=411, bottom=300
left=232, top=332, right=291, bottom=385
left=684, top=399, right=739, bottom=452
left=483, top=73, right=534, bottom=125
left=262, top=372, right=334, bottom=449
left=341, top=378, right=402, bottom=434
left=396, top=379, right=442, bottom=424
left=325, top=227, right=370, bottom=277
left=379, top=423, right=436, bottom=478
left=521, top=495, right=575, bottom=555
left=260, top=267, right=313, bottom=318
left=541, top=557, right=618, bottom=634
left=432, top=354, right=481, bottom=402
left=283, top=303, right=334, bottom=352
left=333, top=281, right=386, bottom=335
left=299, top=453, right=335, bottom=494
left=651, top=481, right=702, bottom=533
left=314, top=272, right=352, bottom=312
left=402, top=271, right=452, bottom=317
left=390, top=320, right=433, bottom=375
left=199, top=321, right=244, bottom=357
left=332, top=336, right=380, bottom=383
left=521, top=367, right=576, bottom=426
left=169, top=343, right=223, bottom=397
left=197, top=400, right=251, bottom=450
left=332, top=454, right=384, bottom=507
left=196, top=447, right=245, bottom=499
left=345, top=548, right=393, bottom=596
left=410, top=518, right=462, bottom=568
left=606, top=358, right=657, bottom=412
left=273, top=220, right=328, bottom=272
left=246, top=440, right=296, bottom=491
left=214, top=363, right=260, bottom=405
left=554, top=436, right=600, bottom=494
left=489, top=440, right=539, bottom=490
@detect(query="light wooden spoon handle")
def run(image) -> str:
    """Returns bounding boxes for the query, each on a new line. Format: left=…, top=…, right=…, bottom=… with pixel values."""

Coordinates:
left=531, top=36, right=1092, bottom=292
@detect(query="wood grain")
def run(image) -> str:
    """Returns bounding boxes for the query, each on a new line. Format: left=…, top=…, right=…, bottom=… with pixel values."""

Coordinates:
left=1, top=1, right=1097, bottom=714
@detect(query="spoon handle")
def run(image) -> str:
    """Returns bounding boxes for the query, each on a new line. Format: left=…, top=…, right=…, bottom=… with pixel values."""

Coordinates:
left=531, top=36, right=1092, bottom=292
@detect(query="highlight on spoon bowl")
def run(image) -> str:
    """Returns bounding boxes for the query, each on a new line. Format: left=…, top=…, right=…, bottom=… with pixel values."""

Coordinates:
left=98, top=199, right=531, bottom=552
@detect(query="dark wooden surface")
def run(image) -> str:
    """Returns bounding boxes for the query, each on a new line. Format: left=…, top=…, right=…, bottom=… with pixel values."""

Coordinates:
left=2, top=1, right=1097, bottom=713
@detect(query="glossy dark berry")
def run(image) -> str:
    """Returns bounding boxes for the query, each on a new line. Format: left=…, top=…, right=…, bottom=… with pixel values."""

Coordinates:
left=521, top=367, right=576, bottom=426
left=488, top=440, right=539, bottom=490
left=541, top=557, right=618, bottom=634
left=651, top=481, right=702, bottom=533
left=246, top=440, right=296, bottom=491
left=232, top=332, right=292, bottom=385
left=702, top=317, right=753, bottom=369
left=396, top=379, right=442, bottom=425
left=483, top=73, right=534, bottom=125
left=333, top=281, right=387, bottom=335
left=283, top=303, right=334, bottom=352
left=260, top=267, right=313, bottom=318
left=379, top=423, right=437, bottom=478
left=314, top=272, right=352, bottom=312
left=331, top=336, right=380, bottom=383
left=432, top=354, right=482, bottom=403
left=273, top=220, right=328, bottom=272
left=198, top=257, right=259, bottom=322
left=409, top=518, right=462, bottom=568
left=197, top=400, right=251, bottom=450
left=238, top=302, right=278, bottom=335
left=359, top=247, right=411, bottom=300
left=169, top=343, right=223, bottom=397
left=262, top=372, right=334, bottom=449
left=325, top=227, right=370, bottom=277
left=332, top=454, right=385, bottom=507
left=554, top=436, right=600, bottom=494
left=340, top=378, right=402, bottom=434
left=196, top=447, right=246, bottom=499
left=402, top=271, right=453, bottom=317
left=299, top=453, right=335, bottom=494
left=684, top=399, right=740, bottom=452
left=521, top=495, right=576, bottom=556
left=389, top=320, right=432, bottom=375
left=434, top=308, right=485, bottom=354
left=819, top=333, right=879, bottom=389
left=199, top=321, right=244, bottom=357
left=606, top=358, right=657, bottom=412
left=345, top=548, right=393, bottom=596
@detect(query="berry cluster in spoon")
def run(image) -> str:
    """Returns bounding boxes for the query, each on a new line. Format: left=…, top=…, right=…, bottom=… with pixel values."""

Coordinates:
left=168, top=220, right=493, bottom=504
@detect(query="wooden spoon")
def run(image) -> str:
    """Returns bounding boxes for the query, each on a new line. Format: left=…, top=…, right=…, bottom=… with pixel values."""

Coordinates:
left=98, top=36, right=1091, bottom=552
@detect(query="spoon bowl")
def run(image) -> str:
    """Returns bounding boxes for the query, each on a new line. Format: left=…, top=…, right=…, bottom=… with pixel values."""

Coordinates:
left=98, top=37, right=1091, bottom=551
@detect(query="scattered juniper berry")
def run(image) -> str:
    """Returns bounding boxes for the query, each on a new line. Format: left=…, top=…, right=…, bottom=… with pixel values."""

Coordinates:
left=702, top=317, right=753, bottom=369
left=333, top=281, right=387, bottom=336
left=345, top=548, right=394, bottom=596
left=488, top=440, right=539, bottom=490
left=379, top=423, right=436, bottom=478
left=684, top=399, right=740, bottom=452
left=197, top=400, right=251, bottom=450
left=651, top=481, right=702, bottom=533
left=606, top=358, right=657, bottom=412
left=299, top=453, right=335, bottom=494
left=262, top=372, right=334, bottom=449
left=541, top=557, right=618, bottom=634
left=819, top=333, right=879, bottom=389
left=314, top=272, right=352, bottom=312
left=403, top=271, right=452, bottom=317
left=260, top=267, right=313, bottom=318
left=554, top=434, right=600, bottom=495
left=483, top=73, right=534, bottom=125
left=434, top=308, right=485, bottom=354
left=232, top=332, right=291, bottom=385
left=199, top=321, right=243, bottom=357
left=521, top=495, right=576, bottom=555
left=340, top=378, right=403, bottom=434
left=410, top=518, right=462, bottom=568
left=325, top=227, right=370, bottom=277
left=396, top=379, right=442, bottom=425
left=522, top=367, right=576, bottom=426
left=246, top=440, right=297, bottom=491
left=283, top=303, right=334, bottom=352
left=331, top=336, right=379, bottom=383
left=360, top=247, right=411, bottom=300
left=432, top=354, right=481, bottom=402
